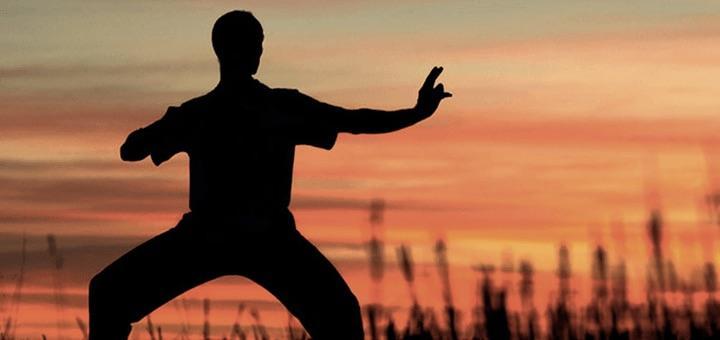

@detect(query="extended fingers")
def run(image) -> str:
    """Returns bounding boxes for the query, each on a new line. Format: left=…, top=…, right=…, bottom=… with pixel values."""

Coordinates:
left=422, top=66, right=444, bottom=91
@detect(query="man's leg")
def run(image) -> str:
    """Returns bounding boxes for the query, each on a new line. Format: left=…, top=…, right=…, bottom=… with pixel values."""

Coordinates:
left=245, top=229, right=364, bottom=340
left=88, top=216, right=220, bottom=340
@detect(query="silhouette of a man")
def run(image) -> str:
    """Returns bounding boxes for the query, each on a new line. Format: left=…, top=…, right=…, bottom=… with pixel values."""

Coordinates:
left=88, top=10, right=450, bottom=340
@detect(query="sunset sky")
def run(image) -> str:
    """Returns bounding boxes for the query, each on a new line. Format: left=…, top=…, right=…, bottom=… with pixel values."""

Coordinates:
left=4, top=0, right=720, bottom=338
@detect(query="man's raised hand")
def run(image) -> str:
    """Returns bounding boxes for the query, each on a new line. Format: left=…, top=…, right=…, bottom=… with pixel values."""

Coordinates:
left=415, top=66, right=452, bottom=118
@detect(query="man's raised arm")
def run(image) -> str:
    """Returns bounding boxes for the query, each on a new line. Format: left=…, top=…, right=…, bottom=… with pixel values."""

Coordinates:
left=336, top=66, right=452, bottom=134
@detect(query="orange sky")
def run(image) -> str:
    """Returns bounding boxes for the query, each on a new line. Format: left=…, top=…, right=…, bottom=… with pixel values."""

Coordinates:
left=4, top=0, right=720, bottom=338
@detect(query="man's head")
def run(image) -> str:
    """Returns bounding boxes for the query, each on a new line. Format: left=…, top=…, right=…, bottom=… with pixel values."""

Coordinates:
left=212, top=11, right=264, bottom=76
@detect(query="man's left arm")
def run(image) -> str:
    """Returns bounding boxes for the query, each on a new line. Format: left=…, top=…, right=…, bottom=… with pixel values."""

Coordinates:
left=333, top=66, right=452, bottom=134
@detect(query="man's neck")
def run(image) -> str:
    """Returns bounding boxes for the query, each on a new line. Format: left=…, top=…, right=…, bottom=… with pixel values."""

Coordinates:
left=218, top=74, right=255, bottom=89
left=217, top=64, right=256, bottom=89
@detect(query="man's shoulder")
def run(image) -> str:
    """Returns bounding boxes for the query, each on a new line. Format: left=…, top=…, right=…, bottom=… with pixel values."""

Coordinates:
left=179, top=92, right=215, bottom=111
left=270, top=87, right=300, bottom=95
left=268, top=87, right=317, bottom=105
left=272, top=87, right=314, bottom=99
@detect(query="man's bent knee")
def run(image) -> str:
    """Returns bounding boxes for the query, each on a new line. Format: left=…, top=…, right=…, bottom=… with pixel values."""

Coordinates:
left=89, top=272, right=120, bottom=312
